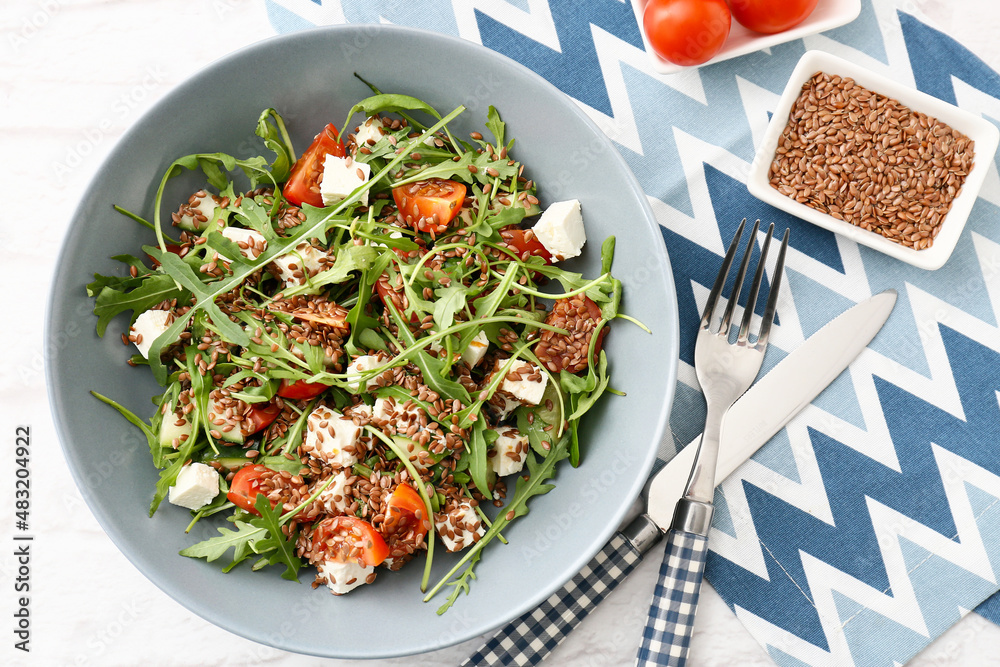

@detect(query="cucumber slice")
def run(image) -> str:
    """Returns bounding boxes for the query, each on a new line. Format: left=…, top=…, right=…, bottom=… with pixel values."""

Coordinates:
left=206, top=396, right=244, bottom=445
left=392, top=434, right=447, bottom=471
left=159, top=410, right=193, bottom=449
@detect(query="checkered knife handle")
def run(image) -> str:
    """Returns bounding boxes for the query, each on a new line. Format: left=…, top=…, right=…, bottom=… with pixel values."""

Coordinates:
left=462, top=533, right=642, bottom=667
left=635, top=530, right=709, bottom=667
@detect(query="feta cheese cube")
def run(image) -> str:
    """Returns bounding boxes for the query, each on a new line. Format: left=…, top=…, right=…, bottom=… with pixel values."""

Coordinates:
left=533, top=199, right=586, bottom=261
left=168, top=463, right=220, bottom=510
left=345, top=402, right=373, bottom=422
left=319, top=154, right=370, bottom=206
left=270, top=242, right=331, bottom=287
left=434, top=500, right=485, bottom=552
left=130, top=309, right=176, bottom=359
left=500, top=360, right=548, bottom=406
left=304, top=405, right=362, bottom=467
left=489, top=426, right=529, bottom=477
left=317, top=558, right=374, bottom=595
left=220, top=226, right=267, bottom=259
left=315, top=469, right=353, bottom=515
left=353, top=116, right=385, bottom=147
left=344, top=354, right=386, bottom=393
left=461, top=331, right=490, bottom=368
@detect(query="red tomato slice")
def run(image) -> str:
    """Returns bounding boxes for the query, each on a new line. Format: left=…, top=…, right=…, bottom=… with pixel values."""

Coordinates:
left=312, top=516, right=389, bottom=567
left=392, top=179, right=467, bottom=233
left=283, top=123, right=346, bottom=208
left=385, top=483, right=430, bottom=540
left=374, top=272, right=420, bottom=323
left=244, top=401, right=281, bottom=436
left=277, top=378, right=331, bottom=400
left=227, top=464, right=272, bottom=515
left=534, top=294, right=608, bottom=374
left=728, top=0, right=818, bottom=34
left=500, top=227, right=552, bottom=263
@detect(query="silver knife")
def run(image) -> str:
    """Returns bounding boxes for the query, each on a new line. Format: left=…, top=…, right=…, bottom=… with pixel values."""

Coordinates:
left=462, top=288, right=898, bottom=667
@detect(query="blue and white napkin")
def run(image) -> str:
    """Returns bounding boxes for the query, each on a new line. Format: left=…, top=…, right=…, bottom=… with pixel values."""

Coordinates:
left=265, top=1, right=1000, bottom=664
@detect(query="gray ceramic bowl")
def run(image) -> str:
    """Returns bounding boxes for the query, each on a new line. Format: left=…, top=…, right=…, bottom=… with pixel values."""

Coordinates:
left=46, top=25, right=678, bottom=658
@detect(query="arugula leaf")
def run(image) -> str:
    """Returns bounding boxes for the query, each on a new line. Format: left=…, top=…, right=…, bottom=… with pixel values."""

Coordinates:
left=485, top=105, right=505, bottom=149
left=90, top=273, right=187, bottom=337
left=90, top=390, right=164, bottom=466
left=341, top=94, right=442, bottom=139
left=432, top=284, right=467, bottom=332
left=248, top=493, right=302, bottom=582
left=280, top=244, right=379, bottom=298
left=179, top=519, right=264, bottom=563
left=436, top=550, right=481, bottom=615
left=255, top=107, right=295, bottom=183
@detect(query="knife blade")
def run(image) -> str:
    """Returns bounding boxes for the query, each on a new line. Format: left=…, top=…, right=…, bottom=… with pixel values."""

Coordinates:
left=645, top=287, right=898, bottom=528
left=462, top=288, right=897, bottom=667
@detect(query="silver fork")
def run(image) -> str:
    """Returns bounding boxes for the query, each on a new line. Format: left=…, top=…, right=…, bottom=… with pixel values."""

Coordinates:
left=636, top=218, right=788, bottom=667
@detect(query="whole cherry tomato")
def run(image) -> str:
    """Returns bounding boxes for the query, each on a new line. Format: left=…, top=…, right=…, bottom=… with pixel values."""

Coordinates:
left=642, top=0, right=732, bottom=67
left=728, top=0, right=818, bottom=34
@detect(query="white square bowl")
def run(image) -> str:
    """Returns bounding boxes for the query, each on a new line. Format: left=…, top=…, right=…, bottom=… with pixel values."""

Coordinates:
left=747, top=49, right=1000, bottom=270
left=630, top=0, right=861, bottom=75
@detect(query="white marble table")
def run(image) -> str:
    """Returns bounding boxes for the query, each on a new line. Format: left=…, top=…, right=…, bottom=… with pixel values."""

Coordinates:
left=6, top=1, right=1000, bottom=665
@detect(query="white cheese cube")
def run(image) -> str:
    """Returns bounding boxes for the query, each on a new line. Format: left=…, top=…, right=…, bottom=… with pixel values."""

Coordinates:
left=353, top=116, right=385, bottom=147
left=345, top=354, right=385, bottom=393
left=220, top=226, right=267, bottom=259
left=316, top=470, right=353, bottom=514
left=500, top=360, right=548, bottom=406
left=461, top=331, right=490, bottom=368
left=130, top=309, right=176, bottom=359
left=435, top=500, right=485, bottom=552
left=320, top=154, right=370, bottom=206
left=345, top=402, right=373, bottom=422
left=533, top=199, right=586, bottom=261
left=168, top=463, right=220, bottom=510
left=317, top=558, right=374, bottom=595
left=271, top=242, right=330, bottom=287
left=489, top=427, right=529, bottom=477
left=304, top=405, right=362, bottom=467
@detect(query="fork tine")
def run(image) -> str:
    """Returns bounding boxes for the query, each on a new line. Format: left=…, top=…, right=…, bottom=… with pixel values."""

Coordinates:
left=700, top=218, right=747, bottom=330
left=754, top=227, right=789, bottom=350
left=719, top=219, right=760, bottom=336
left=737, top=222, right=774, bottom=343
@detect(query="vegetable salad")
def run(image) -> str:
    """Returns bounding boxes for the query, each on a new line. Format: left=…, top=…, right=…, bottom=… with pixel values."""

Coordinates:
left=87, top=86, right=624, bottom=611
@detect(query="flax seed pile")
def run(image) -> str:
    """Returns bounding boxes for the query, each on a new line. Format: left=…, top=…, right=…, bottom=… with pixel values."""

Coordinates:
left=768, top=71, right=975, bottom=250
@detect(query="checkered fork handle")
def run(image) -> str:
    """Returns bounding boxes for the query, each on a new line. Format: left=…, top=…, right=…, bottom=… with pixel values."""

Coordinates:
left=462, top=533, right=642, bottom=667
left=635, top=530, right=709, bottom=667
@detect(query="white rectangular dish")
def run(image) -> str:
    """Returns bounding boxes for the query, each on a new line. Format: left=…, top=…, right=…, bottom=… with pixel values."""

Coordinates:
left=746, top=49, right=999, bottom=270
left=630, top=0, right=861, bottom=75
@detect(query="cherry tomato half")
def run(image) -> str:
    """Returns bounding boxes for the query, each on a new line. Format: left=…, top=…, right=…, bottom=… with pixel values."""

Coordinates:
left=312, top=516, right=389, bottom=567
left=643, top=0, right=732, bottom=67
left=500, top=227, right=552, bottom=263
left=385, top=483, right=430, bottom=540
left=243, top=401, right=282, bottom=436
left=283, top=123, right=346, bottom=208
left=227, top=464, right=273, bottom=515
left=392, top=179, right=467, bottom=234
left=277, top=378, right=331, bottom=400
left=534, top=294, right=608, bottom=374
left=728, top=0, right=818, bottom=34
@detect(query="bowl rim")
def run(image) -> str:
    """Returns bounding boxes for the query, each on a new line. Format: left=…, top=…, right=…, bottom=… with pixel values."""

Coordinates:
left=44, top=22, right=679, bottom=658
left=746, top=48, right=1000, bottom=270
left=629, top=0, right=862, bottom=75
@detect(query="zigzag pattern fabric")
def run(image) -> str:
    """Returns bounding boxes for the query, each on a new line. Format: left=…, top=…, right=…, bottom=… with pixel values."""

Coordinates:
left=264, top=1, right=1000, bottom=664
